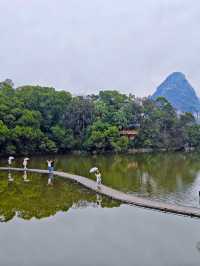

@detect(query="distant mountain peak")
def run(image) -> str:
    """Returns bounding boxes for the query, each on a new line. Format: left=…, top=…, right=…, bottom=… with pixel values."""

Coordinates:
left=167, top=72, right=185, bottom=78
left=152, top=72, right=200, bottom=113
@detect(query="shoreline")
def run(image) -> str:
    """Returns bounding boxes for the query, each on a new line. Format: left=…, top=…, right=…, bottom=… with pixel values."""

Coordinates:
left=0, top=147, right=196, bottom=159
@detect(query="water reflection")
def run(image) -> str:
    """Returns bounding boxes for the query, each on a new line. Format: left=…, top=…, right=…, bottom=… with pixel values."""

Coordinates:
left=47, top=172, right=54, bottom=186
left=8, top=170, right=14, bottom=182
left=96, top=193, right=102, bottom=207
left=23, top=171, right=30, bottom=182
left=15, top=152, right=200, bottom=208
left=0, top=171, right=120, bottom=223
left=72, top=194, right=103, bottom=209
left=1, top=152, right=200, bottom=208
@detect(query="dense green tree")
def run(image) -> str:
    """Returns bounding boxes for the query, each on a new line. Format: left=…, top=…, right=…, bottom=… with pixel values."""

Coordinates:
left=0, top=80, right=199, bottom=155
left=62, top=96, right=94, bottom=146
left=186, top=125, right=200, bottom=147
left=84, top=121, right=128, bottom=153
left=0, top=121, right=10, bottom=152
left=16, top=110, right=42, bottom=128
left=51, top=125, right=74, bottom=151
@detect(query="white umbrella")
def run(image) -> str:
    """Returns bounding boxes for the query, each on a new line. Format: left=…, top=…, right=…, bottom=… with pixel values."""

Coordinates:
left=8, top=156, right=14, bottom=160
left=24, top=158, right=30, bottom=161
left=89, top=167, right=98, bottom=173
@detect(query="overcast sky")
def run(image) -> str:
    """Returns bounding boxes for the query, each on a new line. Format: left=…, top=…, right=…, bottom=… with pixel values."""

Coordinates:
left=0, top=0, right=200, bottom=96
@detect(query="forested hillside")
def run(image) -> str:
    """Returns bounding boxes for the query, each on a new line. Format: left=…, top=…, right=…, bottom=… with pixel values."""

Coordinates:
left=0, top=80, right=200, bottom=155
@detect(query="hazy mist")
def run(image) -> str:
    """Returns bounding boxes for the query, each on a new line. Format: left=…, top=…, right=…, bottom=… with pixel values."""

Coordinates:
left=0, top=0, right=200, bottom=96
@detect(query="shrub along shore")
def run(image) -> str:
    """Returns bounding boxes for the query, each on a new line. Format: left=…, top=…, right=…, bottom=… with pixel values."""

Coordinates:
left=0, top=80, right=200, bottom=156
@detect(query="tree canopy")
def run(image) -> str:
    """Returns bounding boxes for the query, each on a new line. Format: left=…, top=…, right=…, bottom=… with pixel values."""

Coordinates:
left=0, top=80, right=199, bottom=156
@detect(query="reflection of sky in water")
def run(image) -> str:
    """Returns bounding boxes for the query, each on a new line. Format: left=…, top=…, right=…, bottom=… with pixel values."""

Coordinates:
left=131, top=170, right=200, bottom=208
left=0, top=205, right=200, bottom=266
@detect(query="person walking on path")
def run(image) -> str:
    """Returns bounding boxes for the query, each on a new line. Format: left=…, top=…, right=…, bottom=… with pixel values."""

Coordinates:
left=47, top=160, right=52, bottom=173
left=50, top=160, right=55, bottom=173
left=47, top=159, right=55, bottom=185
left=23, top=158, right=29, bottom=170
left=95, top=169, right=102, bottom=188
left=47, top=160, right=55, bottom=173
left=89, top=167, right=102, bottom=189
left=8, top=156, right=14, bottom=168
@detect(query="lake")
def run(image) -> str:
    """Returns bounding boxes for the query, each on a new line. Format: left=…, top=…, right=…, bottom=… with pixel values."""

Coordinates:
left=0, top=152, right=200, bottom=265
left=3, top=152, right=200, bottom=207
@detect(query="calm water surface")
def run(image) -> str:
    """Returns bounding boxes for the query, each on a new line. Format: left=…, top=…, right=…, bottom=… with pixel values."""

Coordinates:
left=1, top=153, right=200, bottom=266
left=4, top=152, right=200, bottom=208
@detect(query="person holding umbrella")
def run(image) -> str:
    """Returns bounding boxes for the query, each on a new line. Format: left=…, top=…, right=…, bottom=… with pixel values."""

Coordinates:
left=89, top=167, right=102, bottom=188
left=8, top=156, right=14, bottom=168
left=23, top=158, right=30, bottom=170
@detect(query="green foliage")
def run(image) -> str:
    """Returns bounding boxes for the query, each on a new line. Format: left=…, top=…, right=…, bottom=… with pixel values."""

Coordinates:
left=135, top=97, right=196, bottom=150
left=51, top=125, right=75, bottom=151
left=0, top=80, right=199, bottom=155
left=186, top=125, right=200, bottom=147
left=84, top=121, right=128, bottom=153
left=16, top=110, right=42, bottom=128
left=112, top=136, right=129, bottom=152
left=0, top=121, right=9, bottom=148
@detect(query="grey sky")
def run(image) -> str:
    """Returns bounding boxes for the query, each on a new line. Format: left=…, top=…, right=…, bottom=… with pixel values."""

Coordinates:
left=0, top=0, right=200, bottom=96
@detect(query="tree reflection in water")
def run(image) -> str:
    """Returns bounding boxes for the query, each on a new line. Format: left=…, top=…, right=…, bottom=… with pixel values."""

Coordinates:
left=1, top=152, right=200, bottom=221
left=0, top=171, right=120, bottom=223
left=4, top=152, right=200, bottom=197
left=44, top=152, right=200, bottom=207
